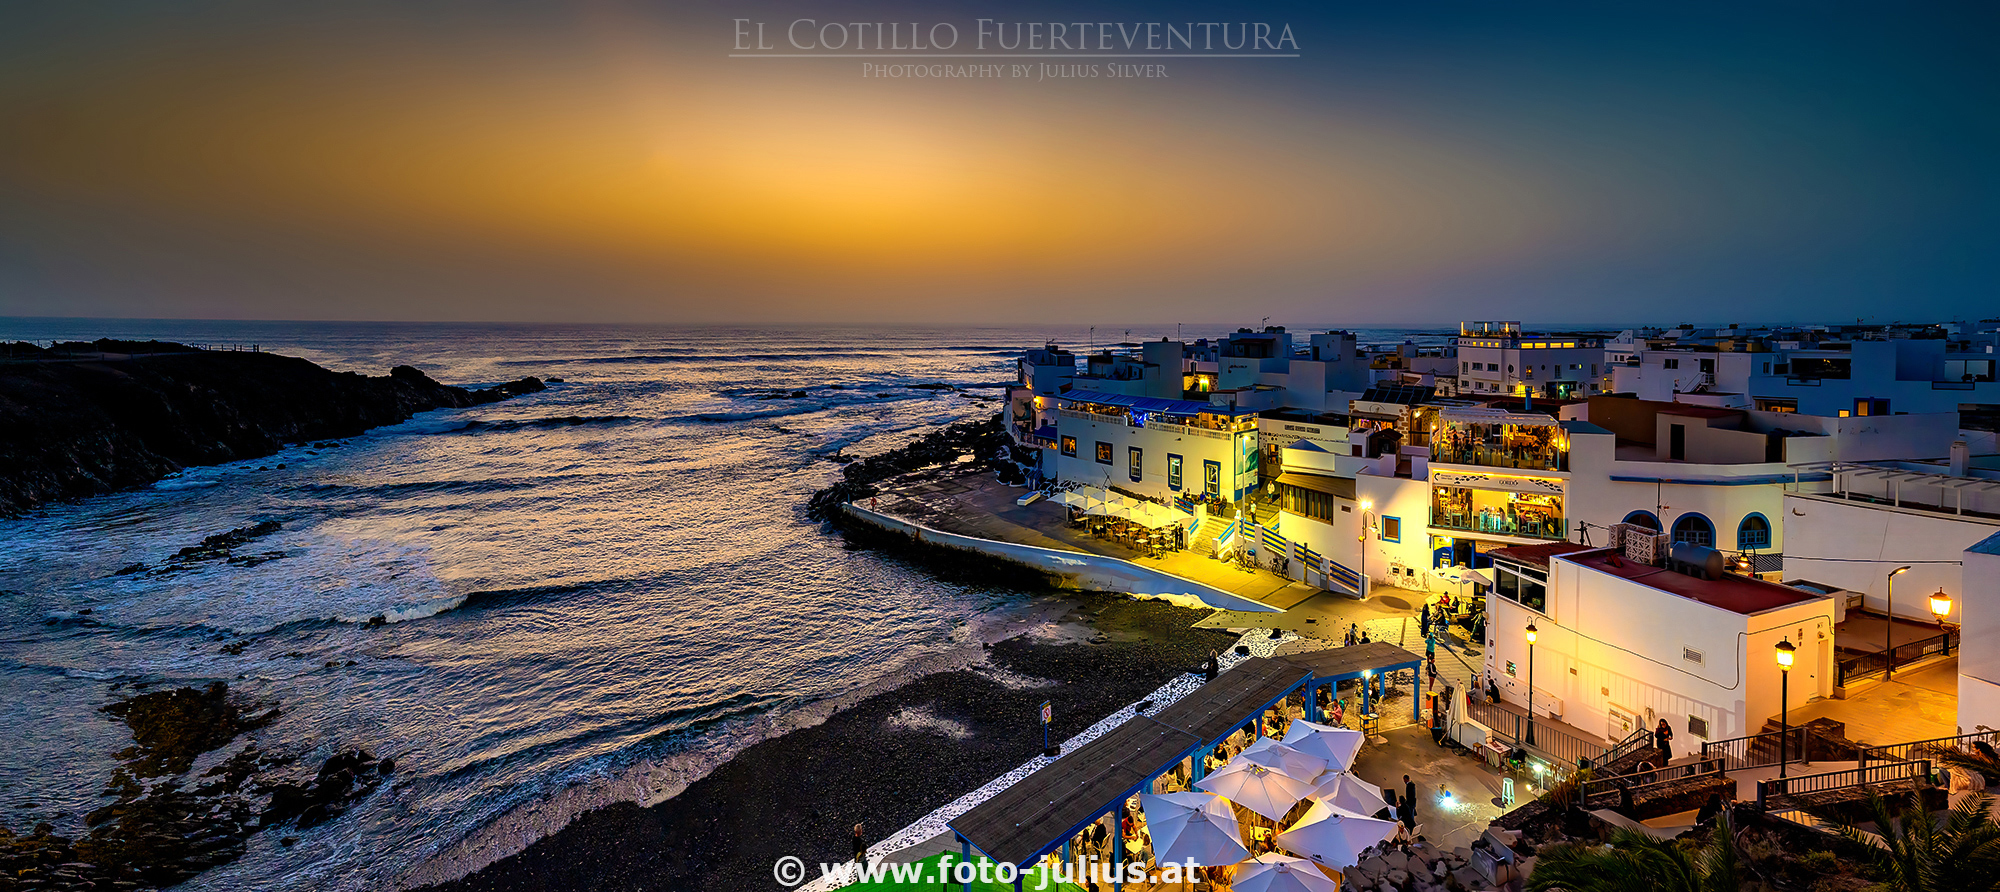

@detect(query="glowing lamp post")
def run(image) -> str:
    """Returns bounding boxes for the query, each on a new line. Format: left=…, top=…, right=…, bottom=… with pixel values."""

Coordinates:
left=1931, top=590, right=1954, bottom=656
left=1775, top=638, right=1796, bottom=779
left=1886, top=566, right=1911, bottom=680
left=1524, top=623, right=1538, bottom=747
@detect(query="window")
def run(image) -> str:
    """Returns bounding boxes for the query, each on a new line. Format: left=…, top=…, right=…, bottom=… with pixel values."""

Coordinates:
left=1671, top=513, right=1715, bottom=547
left=1462, top=362, right=1469, bottom=373
left=1279, top=482, right=1339, bottom=522
left=1060, top=436, right=1077, bottom=457
left=1203, top=460, right=1222, bottom=497
left=1380, top=516, right=1401, bottom=542
left=1167, top=454, right=1184, bottom=490
left=1663, top=358, right=1679, bottom=370
left=1621, top=510, right=1661, bottom=532
left=1494, top=561, right=1547, bottom=613
left=1755, top=398, right=1798, bottom=414
left=1505, top=661, right=1517, bottom=678
left=1128, top=446, right=1143, bottom=481
left=1737, top=513, right=1771, bottom=550
left=1095, top=441, right=1113, bottom=465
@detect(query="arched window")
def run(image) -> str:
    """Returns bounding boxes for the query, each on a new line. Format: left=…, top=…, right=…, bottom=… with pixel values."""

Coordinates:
left=1672, top=514, right=1716, bottom=547
left=1622, top=510, right=1661, bottom=532
left=1737, top=513, right=1772, bottom=550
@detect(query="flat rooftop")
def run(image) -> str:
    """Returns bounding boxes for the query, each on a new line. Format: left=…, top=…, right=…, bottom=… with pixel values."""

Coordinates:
left=1489, top=542, right=1594, bottom=569
left=1561, top=549, right=1823, bottom=615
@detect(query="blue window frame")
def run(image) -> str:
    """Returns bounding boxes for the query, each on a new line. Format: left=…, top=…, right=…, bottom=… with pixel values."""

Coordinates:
left=1380, top=516, right=1402, bottom=542
left=1203, top=460, right=1221, bottom=497
left=1167, top=453, right=1184, bottom=490
left=1128, top=446, right=1143, bottom=482
left=1621, top=510, right=1661, bottom=532
left=1737, top=513, right=1771, bottom=550
left=1095, top=441, right=1113, bottom=465
left=1671, top=513, right=1715, bottom=547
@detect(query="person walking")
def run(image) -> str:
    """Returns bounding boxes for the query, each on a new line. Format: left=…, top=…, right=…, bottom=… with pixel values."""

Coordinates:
left=1205, top=648, right=1219, bottom=682
left=1403, top=775, right=1418, bottom=825
left=1654, top=718, right=1675, bottom=763
left=1419, top=603, right=1432, bottom=639
left=852, top=822, right=867, bottom=865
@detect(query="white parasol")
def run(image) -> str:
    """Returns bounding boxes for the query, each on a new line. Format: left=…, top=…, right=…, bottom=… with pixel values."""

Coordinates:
left=1137, top=791, right=1250, bottom=867
left=1274, top=799, right=1399, bottom=869
left=1231, top=853, right=1342, bottom=892
left=1196, top=761, right=1315, bottom=822
left=1236, top=737, right=1328, bottom=781
left=1281, top=721, right=1366, bottom=773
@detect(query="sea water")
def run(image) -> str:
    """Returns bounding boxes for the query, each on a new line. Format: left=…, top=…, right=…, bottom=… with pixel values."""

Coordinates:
left=0, top=320, right=1449, bottom=890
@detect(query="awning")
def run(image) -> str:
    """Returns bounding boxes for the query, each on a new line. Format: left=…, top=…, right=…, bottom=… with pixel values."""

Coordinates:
left=1032, top=425, right=1058, bottom=441
left=1272, top=472, right=1356, bottom=500
left=1438, top=407, right=1559, bottom=426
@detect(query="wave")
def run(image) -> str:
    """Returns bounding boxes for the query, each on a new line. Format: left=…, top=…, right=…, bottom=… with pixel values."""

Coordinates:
left=291, top=478, right=546, bottom=497
left=450, top=415, right=638, bottom=434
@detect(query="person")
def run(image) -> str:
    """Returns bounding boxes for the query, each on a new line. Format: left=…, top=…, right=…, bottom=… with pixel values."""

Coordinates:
left=1420, top=603, right=1432, bottom=638
left=1654, top=718, right=1675, bottom=763
left=1404, top=775, right=1418, bottom=824
left=1345, top=623, right=1358, bottom=646
left=1617, top=781, right=1635, bottom=813
left=1426, top=658, right=1439, bottom=690
left=1472, top=611, right=1486, bottom=645
left=1486, top=673, right=1501, bottom=704
left=1360, top=630, right=1372, bottom=644
left=1426, top=634, right=1438, bottom=660
left=1205, top=648, right=1219, bottom=682
left=852, top=822, right=866, bottom=864
left=1381, top=788, right=1397, bottom=820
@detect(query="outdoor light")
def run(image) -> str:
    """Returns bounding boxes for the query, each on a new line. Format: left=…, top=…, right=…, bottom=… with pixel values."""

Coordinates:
left=1776, top=637, right=1796, bottom=778
left=1930, top=590, right=1952, bottom=619
left=1524, top=624, right=1537, bottom=644
left=1523, top=623, right=1538, bottom=746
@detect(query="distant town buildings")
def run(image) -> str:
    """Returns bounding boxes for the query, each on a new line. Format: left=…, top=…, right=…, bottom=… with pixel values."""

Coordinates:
left=1008, top=315, right=2000, bottom=741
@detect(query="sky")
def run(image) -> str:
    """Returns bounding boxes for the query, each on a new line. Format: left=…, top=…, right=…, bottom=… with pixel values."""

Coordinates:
left=0, top=1, right=1993, bottom=326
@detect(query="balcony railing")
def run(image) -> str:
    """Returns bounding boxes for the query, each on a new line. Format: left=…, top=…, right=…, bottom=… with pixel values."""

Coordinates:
left=1430, top=509, right=1565, bottom=540
left=1429, top=443, right=1568, bottom=472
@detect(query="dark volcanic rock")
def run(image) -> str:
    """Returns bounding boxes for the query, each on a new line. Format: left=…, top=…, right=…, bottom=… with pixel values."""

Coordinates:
left=0, top=344, right=543, bottom=514
left=805, top=413, right=1009, bottom=520
left=99, top=681, right=276, bottom=777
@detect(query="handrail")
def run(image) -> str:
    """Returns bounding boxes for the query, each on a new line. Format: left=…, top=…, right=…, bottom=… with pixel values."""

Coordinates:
left=1596, top=728, right=1654, bottom=768
left=1861, top=730, right=2000, bottom=767
left=1702, top=726, right=1810, bottom=771
left=1756, top=760, right=1930, bottom=810
left=1580, top=759, right=1725, bottom=803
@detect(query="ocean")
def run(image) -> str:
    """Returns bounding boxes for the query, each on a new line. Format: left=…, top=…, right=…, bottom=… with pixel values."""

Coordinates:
left=0, top=320, right=1451, bottom=890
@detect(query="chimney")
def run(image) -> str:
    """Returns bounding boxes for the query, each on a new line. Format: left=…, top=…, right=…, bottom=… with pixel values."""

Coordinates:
left=1951, top=440, right=1970, bottom=477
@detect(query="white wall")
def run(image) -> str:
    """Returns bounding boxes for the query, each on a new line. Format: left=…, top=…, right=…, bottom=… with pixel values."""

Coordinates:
left=1484, top=553, right=1834, bottom=744
left=1781, top=492, right=1999, bottom=620
left=1052, top=412, right=1242, bottom=503
left=1354, top=472, right=1436, bottom=588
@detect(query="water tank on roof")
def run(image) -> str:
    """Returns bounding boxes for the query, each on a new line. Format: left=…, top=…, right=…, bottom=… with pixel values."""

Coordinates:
left=1670, top=542, right=1727, bottom=580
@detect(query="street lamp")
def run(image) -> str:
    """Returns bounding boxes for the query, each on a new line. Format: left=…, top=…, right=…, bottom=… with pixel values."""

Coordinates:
left=1775, top=638, right=1796, bottom=779
left=1931, top=589, right=1955, bottom=656
left=1886, top=566, right=1911, bottom=680
left=1524, top=624, right=1539, bottom=747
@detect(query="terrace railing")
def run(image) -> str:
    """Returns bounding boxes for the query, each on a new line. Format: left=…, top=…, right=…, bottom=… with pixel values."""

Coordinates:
left=1837, top=629, right=1958, bottom=686
left=1860, top=730, right=2000, bottom=768
left=1465, top=697, right=1607, bottom=774
left=1755, top=760, right=1930, bottom=810
left=1579, top=759, right=1727, bottom=806
left=1702, top=727, right=1811, bottom=771
left=1596, top=728, right=1654, bottom=769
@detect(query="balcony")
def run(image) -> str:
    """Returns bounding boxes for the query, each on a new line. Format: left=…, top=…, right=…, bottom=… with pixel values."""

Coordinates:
left=1429, top=442, right=1568, bottom=473
left=1430, top=508, right=1566, bottom=540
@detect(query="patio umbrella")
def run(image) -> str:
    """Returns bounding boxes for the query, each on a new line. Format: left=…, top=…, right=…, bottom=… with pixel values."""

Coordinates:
left=1237, top=737, right=1327, bottom=781
left=1281, top=721, right=1366, bottom=772
left=1232, top=853, right=1342, bottom=892
left=1196, top=761, right=1314, bottom=821
left=1274, top=800, right=1398, bottom=869
left=1138, top=792, right=1250, bottom=867
left=1052, top=491, right=1087, bottom=508
left=1307, top=772, right=1390, bottom=818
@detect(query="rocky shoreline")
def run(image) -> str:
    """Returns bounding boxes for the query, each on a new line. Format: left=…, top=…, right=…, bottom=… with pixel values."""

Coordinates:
left=418, top=594, right=1235, bottom=892
left=0, top=339, right=544, bottom=515
left=0, top=682, right=387, bottom=892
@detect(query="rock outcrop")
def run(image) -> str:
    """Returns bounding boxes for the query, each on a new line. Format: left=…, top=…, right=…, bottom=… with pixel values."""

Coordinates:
left=0, top=340, right=544, bottom=514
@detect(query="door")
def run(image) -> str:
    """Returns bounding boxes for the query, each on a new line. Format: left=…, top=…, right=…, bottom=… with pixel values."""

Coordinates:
left=1669, top=423, right=1686, bottom=461
left=1203, top=460, right=1221, bottom=497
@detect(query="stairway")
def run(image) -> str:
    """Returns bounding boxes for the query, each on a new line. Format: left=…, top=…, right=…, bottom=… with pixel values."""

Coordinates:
left=1187, top=516, right=1232, bottom=557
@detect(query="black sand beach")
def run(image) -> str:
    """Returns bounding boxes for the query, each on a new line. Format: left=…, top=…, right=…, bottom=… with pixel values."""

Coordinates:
left=420, top=594, right=1237, bottom=892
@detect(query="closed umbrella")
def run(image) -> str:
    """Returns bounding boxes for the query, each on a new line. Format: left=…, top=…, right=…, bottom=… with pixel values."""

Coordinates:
left=1237, top=737, right=1327, bottom=781
left=1138, top=792, right=1250, bottom=867
left=1308, top=772, right=1390, bottom=818
left=1281, top=721, right=1365, bottom=772
left=1232, top=853, right=1342, bottom=892
left=1274, top=799, right=1398, bottom=869
left=1196, top=761, right=1314, bottom=821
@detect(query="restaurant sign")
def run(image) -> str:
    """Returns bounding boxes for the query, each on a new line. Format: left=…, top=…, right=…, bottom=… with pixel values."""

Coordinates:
left=1430, top=469, right=1564, bottom=495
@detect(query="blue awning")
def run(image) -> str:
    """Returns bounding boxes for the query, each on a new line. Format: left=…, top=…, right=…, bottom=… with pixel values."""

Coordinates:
left=1057, top=389, right=1260, bottom=417
left=1032, top=425, right=1058, bottom=441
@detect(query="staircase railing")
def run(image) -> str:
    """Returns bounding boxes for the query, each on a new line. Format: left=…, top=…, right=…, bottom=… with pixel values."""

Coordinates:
left=1756, top=760, right=1930, bottom=810
left=1860, top=729, right=2000, bottom=767
left=1702, top=726, right=1810, bottom=771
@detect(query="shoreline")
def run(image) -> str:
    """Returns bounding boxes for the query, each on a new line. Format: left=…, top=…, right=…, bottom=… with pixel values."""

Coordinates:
left=415, top=591, right=1238, bottom=892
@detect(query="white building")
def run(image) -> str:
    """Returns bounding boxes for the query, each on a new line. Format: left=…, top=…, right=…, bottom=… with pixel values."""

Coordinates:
left=1960, top=530, right=2000, bottom=734
left=1048, top=391, right=1262, bottom=505
left=1453, top=321, right=1611, bottom=400
left=1483, top=540, right=1836, bottom=746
